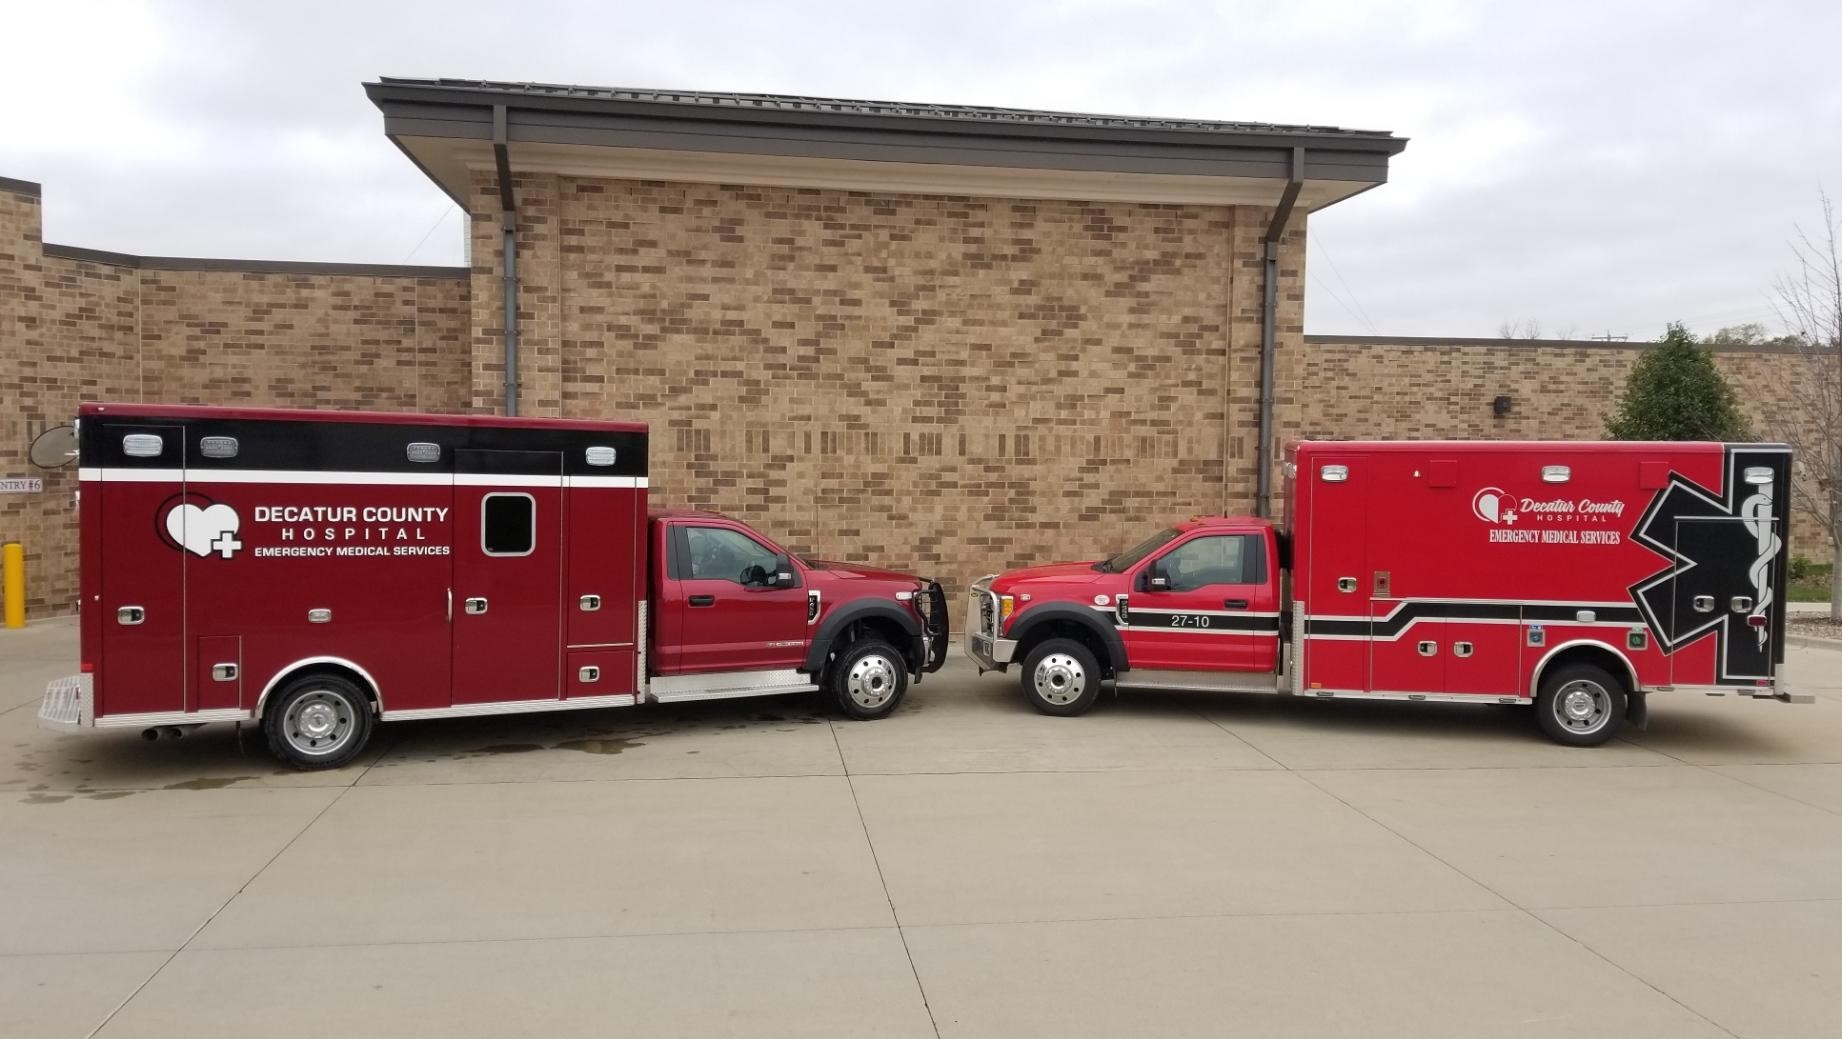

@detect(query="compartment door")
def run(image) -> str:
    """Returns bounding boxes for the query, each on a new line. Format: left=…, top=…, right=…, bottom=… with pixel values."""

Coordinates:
left=1301, top=454, right=1369, bottom=691
left=1672, top=516, right=1779, bottom=684
left=98, top=423, right=188, bottom=717
left=451, top=450, right=564, bottom=704
left=195, top=635, right=242, bottom=712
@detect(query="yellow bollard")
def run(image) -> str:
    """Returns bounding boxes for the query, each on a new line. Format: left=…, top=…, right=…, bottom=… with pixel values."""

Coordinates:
left=2, top=542, right=22, bottom=629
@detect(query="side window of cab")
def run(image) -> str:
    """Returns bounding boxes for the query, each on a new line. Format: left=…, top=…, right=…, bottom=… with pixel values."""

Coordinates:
left=1155, top=534, right=1265, bottom=592
left=681, top=526, right=782, bottom=585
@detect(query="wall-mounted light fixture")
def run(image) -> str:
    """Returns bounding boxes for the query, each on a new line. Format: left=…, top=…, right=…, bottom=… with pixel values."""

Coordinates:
left=1492, top=395, right=1513, bottom=418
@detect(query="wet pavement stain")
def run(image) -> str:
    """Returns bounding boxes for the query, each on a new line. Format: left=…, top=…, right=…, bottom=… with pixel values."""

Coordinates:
left=162, top=777, right=254, bottom=791
left=556, top=737, right=643, bottom=755
left=475, top=744, right=544, bottom=755
left=22, top=793, right=71, bottom=804
left=85, top=791, right=135, bottom=800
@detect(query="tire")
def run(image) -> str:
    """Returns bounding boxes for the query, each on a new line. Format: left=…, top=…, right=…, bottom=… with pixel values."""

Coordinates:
left=1021, top=638, right=1102, bottom=717
left=263, top=673, right=374, bottom=770
left=1535, top=662, right=1627, bottom=747
left=829, top=639, right=909, bottom=720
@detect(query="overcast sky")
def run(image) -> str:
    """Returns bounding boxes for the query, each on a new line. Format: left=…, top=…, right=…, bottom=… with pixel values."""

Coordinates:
left=4, top=0, right=1838, bottom=338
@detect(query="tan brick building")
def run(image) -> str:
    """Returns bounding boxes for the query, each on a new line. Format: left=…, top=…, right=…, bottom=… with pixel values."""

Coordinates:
left=0, top=82, right=1821, bottom=618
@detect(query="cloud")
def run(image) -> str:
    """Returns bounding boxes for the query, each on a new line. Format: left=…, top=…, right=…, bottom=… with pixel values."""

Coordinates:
left=2, top=0, right=1836, bottom=336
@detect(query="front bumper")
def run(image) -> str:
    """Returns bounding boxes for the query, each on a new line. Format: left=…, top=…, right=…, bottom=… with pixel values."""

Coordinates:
left=37, top=674, right=91, bottom=732
left=913, top=580, right=951, bottom=674
left=965, top=577, right=1018, bottom=671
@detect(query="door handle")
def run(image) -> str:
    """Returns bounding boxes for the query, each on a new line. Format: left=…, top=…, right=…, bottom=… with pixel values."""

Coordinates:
left=464, top=597, right=488, bottom=615
left=116, top=605, right=145, bottom=626
left=689, top=595, right=717, bottom=607
left=1223, top=598, right=1250, bottom=609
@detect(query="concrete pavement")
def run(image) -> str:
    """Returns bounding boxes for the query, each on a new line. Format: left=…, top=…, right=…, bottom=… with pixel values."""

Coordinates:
left=3, top=614, right=1841, bottom=1038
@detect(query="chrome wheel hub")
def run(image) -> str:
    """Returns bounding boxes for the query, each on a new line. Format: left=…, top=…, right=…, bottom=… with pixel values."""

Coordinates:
left=847, top=654, right=899, bottom=709
left=1033, top=653, right=1086, bottom=706
left=1556, top=680, right=1609, bottom=731
left=285, top=691, right=354, bottom=756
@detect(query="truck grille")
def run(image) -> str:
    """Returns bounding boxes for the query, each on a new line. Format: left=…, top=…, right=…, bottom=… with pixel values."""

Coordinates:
left=914, top=580, right=950, bottom=671
left=969, top=576, right=999, bottom=639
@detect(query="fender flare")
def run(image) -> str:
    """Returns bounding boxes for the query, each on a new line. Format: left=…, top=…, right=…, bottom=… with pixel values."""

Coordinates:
left=803, top=599, right=924, bottom=673
left=1008, top=604, right=1129, bottom=673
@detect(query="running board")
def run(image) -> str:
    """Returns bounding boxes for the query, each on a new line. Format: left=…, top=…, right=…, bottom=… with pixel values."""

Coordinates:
left=1112, top=670, right=1285, bottom=695
left=646, top=668, right=819, bottom=704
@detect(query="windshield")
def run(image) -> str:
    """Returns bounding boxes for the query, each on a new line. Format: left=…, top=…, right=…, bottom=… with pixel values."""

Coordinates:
left=1098, top=528, right=1182, bottom=573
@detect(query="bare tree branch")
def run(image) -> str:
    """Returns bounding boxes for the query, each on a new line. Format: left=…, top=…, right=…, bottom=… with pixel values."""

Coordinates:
left=1768, top=192, right=1842, bottom=619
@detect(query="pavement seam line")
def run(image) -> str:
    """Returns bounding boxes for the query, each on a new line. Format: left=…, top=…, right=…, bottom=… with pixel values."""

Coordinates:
left=1189, top=706, right=1291, bottom=770
left=1292, top=770, right=1742, bottom=1039
left=1702, top=765, right=1842, bottom=819
left=82, top=745, right=380, bottom=1038
left=829, top=717, right=943, bottom=1039
left=1618, top=723, right=1842, bottom=820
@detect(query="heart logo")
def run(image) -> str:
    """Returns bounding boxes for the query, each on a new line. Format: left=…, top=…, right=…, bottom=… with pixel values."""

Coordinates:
left=165, top=503, right=243, bottom=558
left=1472, top=488, right=1504, bottom=524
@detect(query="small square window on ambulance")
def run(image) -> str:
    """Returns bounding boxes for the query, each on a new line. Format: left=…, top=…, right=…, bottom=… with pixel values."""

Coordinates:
left=1320, top=464, right=1349, bottom=483
left=585, top=446, right=617, bottom=467
left=482, top=493, right=535, bottom=556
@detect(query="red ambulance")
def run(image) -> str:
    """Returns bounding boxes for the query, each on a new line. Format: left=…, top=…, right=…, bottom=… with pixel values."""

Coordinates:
left=967, top=440, right=1803, bottom=745
left=37, top=403, right=948, bottom=768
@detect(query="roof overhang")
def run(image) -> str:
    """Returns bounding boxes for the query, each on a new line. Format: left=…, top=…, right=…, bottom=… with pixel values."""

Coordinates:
left=366, top=79, right=1406, bottom=213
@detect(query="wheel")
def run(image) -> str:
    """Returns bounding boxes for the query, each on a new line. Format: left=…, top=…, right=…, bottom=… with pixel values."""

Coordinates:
left=830, top=639, right=909, bottom=720
left=263, top=673, right=374, bottom=770
left=1021, top=638, right=1102, bottom=717
left=1535, top=663, right=1627, bottom=747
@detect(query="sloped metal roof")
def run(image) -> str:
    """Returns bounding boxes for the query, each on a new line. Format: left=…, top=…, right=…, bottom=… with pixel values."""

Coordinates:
left=375, top=77, right=1396, bottom=141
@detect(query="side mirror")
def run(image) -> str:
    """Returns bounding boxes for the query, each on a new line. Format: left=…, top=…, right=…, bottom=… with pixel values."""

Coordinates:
left=1144, top=565, right=1170, bottom=592
left=740, top=564, right=768, bottom=587
left=772, top=554, right=795, bottom=588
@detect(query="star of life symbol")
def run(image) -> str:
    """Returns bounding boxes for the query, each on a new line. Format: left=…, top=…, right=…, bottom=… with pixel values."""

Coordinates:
left=1628, top=450, right=1784, bottom=681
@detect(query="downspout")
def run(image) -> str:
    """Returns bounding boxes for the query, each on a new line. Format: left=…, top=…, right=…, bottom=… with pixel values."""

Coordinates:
left=1256, top=146, right=1305, bottom=518
left=493, top=104, right=519, bottom=417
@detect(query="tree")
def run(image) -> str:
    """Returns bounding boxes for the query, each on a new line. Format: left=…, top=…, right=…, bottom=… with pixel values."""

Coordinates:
left=1497, top=318, right=1543, bottom=339
left=1707, top=322, right=1768, bottom=345
left=1769, top=193, right=1842, bottom=618
left=1605, top=323, right=1752, bottom=442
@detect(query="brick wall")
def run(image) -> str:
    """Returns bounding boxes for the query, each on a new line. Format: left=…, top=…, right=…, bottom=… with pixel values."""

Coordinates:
left=5, top=167, right=1830, bottom=620
left=468, top=172, right=1305, bottom=598
left=0, top=181, right=471, bottom=617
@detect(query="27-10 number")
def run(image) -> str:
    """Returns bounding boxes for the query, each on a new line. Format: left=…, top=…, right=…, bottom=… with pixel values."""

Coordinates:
left=1168, top=614, right=1211, bottom=628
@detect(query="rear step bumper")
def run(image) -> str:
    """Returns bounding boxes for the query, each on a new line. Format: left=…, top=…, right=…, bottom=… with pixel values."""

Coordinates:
left=37, top=674, right=91, bottom=731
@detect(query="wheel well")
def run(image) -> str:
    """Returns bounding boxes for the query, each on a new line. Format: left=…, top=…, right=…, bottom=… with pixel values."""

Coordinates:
left=834, top=617, right=915, bottom=666
left=257, top=661, right=381, bottom=719
left=1533, top=643, right=1636, bottom=698
left=1015, top=619, right=1114, bottom=677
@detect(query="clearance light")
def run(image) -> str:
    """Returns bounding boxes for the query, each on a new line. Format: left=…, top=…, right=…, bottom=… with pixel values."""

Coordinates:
left=998, top=595, right=1016, bottom=626
left=1747, top=615, right=1767, bottom=628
